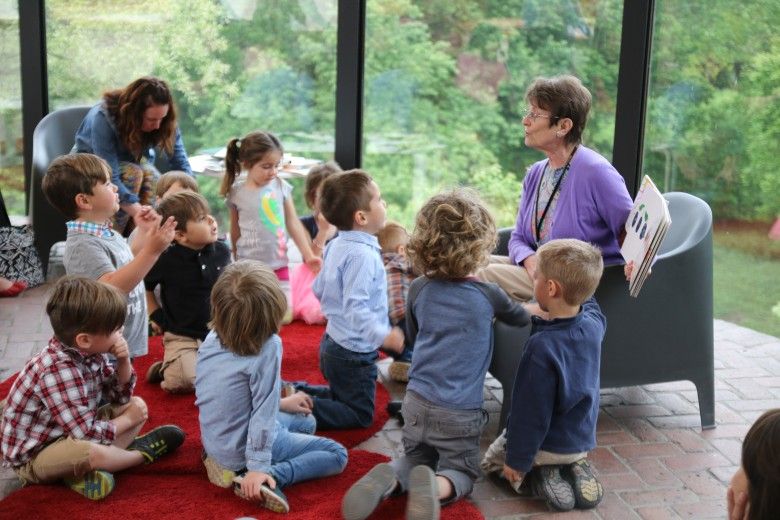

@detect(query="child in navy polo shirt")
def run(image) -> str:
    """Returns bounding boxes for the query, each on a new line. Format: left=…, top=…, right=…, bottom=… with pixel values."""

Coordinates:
left=483, top=238, right=606, bottom=512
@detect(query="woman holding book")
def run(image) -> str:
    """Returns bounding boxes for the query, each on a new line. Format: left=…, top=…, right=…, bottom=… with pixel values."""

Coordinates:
left=74, top=76, right=193, bottom=232
left=479, top=74, right=633, bottom=301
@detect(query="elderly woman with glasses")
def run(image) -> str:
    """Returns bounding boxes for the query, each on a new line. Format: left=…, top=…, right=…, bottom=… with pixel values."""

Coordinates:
left=479, top=75, right=634, bottom=301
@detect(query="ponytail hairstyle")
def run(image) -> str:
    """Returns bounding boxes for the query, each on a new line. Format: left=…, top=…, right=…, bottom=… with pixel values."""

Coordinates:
left=103, top=76, right=177, bottom=160
left=220, top=131, right=283, bottom=197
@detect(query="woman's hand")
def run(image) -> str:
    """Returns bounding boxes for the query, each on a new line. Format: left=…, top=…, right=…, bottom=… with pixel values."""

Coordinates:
left=727, top=466, right=750, bottom=520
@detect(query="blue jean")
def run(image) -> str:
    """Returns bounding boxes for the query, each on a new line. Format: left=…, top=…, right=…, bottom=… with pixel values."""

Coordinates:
left=278, top=411, right=317, bottom=435
left=307, top=334, right=378, bottom=429
left=269, top=425, right=348, bottom=488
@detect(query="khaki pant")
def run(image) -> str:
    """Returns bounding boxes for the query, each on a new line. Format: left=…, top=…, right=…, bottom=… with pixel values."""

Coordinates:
left=14, top=404, right=121, bottom=484
left=160, top=332, right=201, bottom=393
left=477, top=255, right=535, bottom=302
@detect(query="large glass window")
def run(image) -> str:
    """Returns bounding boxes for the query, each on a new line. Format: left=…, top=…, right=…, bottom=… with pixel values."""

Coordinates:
left=0, top=1, right=23, bottom=216
left=364, top=0, right=624, bottom=227
left=45, top=0, right=338, bottom=227
left=643, top=1, right=780, bottom=337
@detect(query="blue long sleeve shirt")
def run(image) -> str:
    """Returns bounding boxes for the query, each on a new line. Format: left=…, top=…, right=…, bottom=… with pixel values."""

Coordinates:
left=406, top=277, right=530, bottom=409
left=505, top=297, right=606, bottom=473
left=74, top=103, right=192, bottom=205
left=312, top=231, right=391, bottom=353
left=195, top=331, right=281, bottom=473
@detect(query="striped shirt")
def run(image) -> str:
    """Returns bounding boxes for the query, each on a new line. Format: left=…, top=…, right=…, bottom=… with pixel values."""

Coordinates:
left=382, top=252, right=416, bottom=325
left=0, top=337, right=136, bottom=467
left=313, top=231, right=391, bottom=353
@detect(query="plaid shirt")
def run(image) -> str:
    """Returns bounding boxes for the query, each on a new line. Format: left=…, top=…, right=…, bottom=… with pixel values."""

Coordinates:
left=382, top=252, right=417, bottom=325
left=0, top=337, right=136, bottom=467
left=66, top=219, right=113, bottom=238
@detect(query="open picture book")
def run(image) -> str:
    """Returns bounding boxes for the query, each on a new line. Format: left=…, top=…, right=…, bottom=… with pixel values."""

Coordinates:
left=620, top=175, right=672, bottom=297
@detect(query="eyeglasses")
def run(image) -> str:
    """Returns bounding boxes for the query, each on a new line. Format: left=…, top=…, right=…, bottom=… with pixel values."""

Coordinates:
left=523, top=109, right=559, bottom=121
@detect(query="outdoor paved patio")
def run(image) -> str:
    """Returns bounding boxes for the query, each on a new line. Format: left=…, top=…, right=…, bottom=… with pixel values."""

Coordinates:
left=2, top=282, right=779, bottom=519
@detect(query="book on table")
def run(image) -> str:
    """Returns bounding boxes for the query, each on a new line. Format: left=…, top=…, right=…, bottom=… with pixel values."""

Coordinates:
left=620, top=175, right=672, bottom=297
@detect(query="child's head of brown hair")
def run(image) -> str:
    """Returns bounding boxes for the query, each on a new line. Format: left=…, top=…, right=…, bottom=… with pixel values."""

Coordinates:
left=220, top=131, right=283, bottom=197
left=535, top=239, right=604, bottom=306
left=209, top=260, right=287, bottom=356
left=377, top=221, right=409, bottom=254
left=156, top=191, right=211, bottom=232
left=318, top=169, right=375, bottom=231
left=42, top=154, right=112, bottom=220
left=304, top=161, right=342, bottom=209
left=155, top=170, right=199, bottom=199
left=407, top=188, right=496, bottom=279
left=46, top=276, right=127, bottom=348
left=741, top=408, right=780, bottom=520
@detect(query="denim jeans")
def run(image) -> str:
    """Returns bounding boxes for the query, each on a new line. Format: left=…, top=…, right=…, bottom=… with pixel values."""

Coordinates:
left=278, top=411, right=317, bottom=435
left=309, top=334, right=378, bottom=429
left=269, top=425, right=348, bottom=488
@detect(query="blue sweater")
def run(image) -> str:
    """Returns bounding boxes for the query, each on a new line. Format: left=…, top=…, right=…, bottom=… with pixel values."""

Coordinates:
left=505, top=297, right=606, bottom=472
left=406, top=277, right=530, bottom=409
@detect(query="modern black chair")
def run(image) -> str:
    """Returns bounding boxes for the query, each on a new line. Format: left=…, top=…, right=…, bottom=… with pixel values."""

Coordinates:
left=490, top=192, right=715, bottom=432
left=29, top=106, right=91, bottom=274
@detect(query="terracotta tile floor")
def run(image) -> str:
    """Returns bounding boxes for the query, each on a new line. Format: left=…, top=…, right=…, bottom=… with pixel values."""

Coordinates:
left=2, top=283, right=779, bottom=519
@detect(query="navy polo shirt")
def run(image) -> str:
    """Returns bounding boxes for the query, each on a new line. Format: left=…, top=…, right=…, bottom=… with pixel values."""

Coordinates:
left=144, top=240, right=231, bottom=340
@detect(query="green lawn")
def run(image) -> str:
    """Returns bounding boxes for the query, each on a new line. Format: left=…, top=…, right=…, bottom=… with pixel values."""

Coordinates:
left=714, top=243, right=780, bottom=338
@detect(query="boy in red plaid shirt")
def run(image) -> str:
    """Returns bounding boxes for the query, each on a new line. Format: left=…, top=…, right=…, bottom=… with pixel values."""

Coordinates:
left=377, top=221, right=418, bottom=383
left=0, top=277, right=184, bottom=500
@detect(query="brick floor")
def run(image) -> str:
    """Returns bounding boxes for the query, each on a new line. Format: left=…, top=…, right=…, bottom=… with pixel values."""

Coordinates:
left=1, top=283, right=779, bottom=519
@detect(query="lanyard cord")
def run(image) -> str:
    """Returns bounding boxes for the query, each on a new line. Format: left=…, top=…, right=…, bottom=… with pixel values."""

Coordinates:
left=534, top=146, right=577, bottom=244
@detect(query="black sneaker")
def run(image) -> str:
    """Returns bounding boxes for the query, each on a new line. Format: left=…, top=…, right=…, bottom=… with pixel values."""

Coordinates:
left=534, top=465, right=575, bottom=511
left=562, top=458, right=603, bottom=509
left=146, top=361, right=164, bottom=384
left=128, top=424, right=185, bottom=464
left=386, top=401, right=404, bottom=425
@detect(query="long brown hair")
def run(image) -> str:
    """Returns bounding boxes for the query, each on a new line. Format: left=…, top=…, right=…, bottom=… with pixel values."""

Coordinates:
left=742, top=408, right=780, bottom=520
left=219, top=131, right=283, bottom=197
left=103, top=76, right=177, bottom=160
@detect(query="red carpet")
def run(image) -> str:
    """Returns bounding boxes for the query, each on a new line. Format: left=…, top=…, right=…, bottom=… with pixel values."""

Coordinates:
left=0, top=322, right=483, bottom=519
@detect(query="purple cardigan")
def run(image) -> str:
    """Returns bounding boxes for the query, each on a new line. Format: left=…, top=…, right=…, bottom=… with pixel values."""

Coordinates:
left=508, top=145, right=633, bottom=266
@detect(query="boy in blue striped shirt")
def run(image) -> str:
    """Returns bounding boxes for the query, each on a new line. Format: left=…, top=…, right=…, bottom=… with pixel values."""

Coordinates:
left=300, top=170, right=404, bottom=429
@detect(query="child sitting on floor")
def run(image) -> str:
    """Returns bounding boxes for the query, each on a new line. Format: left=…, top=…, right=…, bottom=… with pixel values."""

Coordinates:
left=376, top=221, right=417, bottom=383
left=143, top=191, right=231, bottom=393
left=481, top=238, right=606, bottom=511
left=195, top=261, right=347, bottom=514
left=0, top=276, right=184, bottom=500
left=42, top=153, right=177, bottom=359
left=295, top=170, right=405, bottom=430
left=342, top=188, right=531, bottom=520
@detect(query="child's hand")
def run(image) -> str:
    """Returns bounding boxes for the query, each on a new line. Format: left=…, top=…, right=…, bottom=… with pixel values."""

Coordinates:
left=280, top=392, right=314, bottom=414
left=305, top=255, right=322, bottom=274
left=237, top=471, right=277, bottom=500
left=382, top=327, right=405, bottom=354
left=624, top=261, right=634, bottom=281
left=109, top=336, right=130, bottom=360
left=133, top=206, right=161, bottom=233
left=145, top=216, right=177, bottom=255
left=314, top=213, right=337, bottom=242
left=150, top=320, right=163, bottom=336
left=502, top=464, right=524, bottom=484
left=727, top=467, right=750, bottom=520
left=522, top=302, right=549, bottom=320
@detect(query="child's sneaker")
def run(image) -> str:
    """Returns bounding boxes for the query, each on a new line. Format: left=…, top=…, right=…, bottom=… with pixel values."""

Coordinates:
left=128, top=424, right=185, bottom=464
left=146, top=361, right=164, bottom=384
left=63, top=470, right=115, bottom=500
left=342, top=463, right=397, bottom=520
left=406, top=465, right=439, bottom=520
left=202, top=452, right=238, bottom=488
left=533, top=465, right=575, bottom=511
left=388, top=360, right=410, bottom=383
left=562, top=458, right=603, bottom=509
left=233, top=475, right=290, bottom=513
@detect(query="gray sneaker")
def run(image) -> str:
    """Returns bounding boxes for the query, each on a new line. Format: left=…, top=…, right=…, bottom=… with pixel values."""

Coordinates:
left=232, top=475, right=290, bottom=513
left=342, top=463, right=397, bottom=520
left=406, top=465, right=440, bottom=520
left=534, top=465, right=575, bottom=511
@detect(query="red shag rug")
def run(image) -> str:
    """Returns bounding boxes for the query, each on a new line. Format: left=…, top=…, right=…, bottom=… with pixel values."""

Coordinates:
left=0, top=322, right=483, bottom=519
